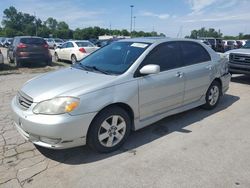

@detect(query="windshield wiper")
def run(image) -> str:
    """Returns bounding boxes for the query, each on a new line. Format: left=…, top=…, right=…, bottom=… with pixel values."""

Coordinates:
left=78, top=64, right=110, bottom=75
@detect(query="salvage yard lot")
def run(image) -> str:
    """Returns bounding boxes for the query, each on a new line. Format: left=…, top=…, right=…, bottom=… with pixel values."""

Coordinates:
left=0, top=54, right=250, bottom=187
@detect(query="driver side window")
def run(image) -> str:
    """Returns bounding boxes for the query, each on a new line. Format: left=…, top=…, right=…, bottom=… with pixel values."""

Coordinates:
left=140, top=42, right=183, bottom=72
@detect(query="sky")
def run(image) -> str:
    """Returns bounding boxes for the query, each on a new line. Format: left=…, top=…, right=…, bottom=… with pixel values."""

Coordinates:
left=0, top=0, right=250, bottom=37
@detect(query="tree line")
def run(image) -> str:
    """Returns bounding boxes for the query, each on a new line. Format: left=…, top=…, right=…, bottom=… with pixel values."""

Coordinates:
left=186, top=27, right=250, bottom=40
left=0, top=6, right=165, bottom=39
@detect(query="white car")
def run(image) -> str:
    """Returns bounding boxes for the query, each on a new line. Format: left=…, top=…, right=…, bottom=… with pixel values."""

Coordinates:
left=45, top=38, right=64, bottom=49
left=0, top=49, right=4, bottom=64
left=55, top=40, right=99, bottom=64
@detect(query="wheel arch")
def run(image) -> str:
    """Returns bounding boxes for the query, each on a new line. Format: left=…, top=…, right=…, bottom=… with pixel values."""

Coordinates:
left=86, top=102, right=135, bottom=141
left=213, top=77, right=222, bottom=95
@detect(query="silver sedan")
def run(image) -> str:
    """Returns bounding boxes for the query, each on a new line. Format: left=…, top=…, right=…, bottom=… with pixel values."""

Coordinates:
left=11, top=38, right=231, bottom=153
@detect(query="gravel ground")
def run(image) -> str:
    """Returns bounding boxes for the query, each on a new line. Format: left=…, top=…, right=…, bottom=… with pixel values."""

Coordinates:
left=0, top=57, right=250, bottom=187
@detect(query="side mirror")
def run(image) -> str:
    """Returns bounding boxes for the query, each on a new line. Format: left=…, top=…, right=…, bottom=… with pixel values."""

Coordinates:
left=139, top=64, right=160, bottom=75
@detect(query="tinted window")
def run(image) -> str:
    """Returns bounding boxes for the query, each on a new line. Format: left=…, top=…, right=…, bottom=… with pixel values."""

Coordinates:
left=180, top=41, right=211, bottom=65
left=141, top=42, right=183, bottom=72
left=20, top=38, right=46, bottom=45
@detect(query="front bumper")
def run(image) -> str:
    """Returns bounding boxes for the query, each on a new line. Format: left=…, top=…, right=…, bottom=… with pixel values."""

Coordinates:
left=228, top=62, right=250, bottom=75
left=11, top=97, right=96, bottom=149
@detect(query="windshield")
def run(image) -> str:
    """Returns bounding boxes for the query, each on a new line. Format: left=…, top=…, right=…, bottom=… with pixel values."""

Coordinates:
left=242, top=41, right=250, bottom=49
left=76, top=41, right=150, bottom=75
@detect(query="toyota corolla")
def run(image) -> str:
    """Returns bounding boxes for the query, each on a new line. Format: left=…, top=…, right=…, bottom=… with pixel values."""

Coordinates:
left=11, top=38, right=231, bottom=153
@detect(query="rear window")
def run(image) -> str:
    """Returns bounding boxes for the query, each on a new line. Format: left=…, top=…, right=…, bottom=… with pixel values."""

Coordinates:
left=55, top=39, right=63, bottom=43
left=20, top=38, right=46, bottom=45
left=75, top=42, right=94, bottom=47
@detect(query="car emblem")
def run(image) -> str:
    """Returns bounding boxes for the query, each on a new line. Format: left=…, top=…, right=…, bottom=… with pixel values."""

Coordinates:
left=239, top=57, right=245, bottom=61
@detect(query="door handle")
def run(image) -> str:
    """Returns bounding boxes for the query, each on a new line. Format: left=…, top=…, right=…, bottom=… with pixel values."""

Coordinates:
left=176, top=71, right=183, bottom=78
left=206, top=65, right=212, bottom=70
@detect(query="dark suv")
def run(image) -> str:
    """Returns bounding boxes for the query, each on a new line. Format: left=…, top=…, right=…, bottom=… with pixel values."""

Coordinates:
left=7, top=36, right=52, bottom=67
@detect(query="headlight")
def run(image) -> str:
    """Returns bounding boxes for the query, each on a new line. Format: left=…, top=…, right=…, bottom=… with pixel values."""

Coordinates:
left=33, top=97, right=80, bottom=115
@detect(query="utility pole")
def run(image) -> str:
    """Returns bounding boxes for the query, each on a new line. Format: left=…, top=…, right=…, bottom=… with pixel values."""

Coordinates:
left=133, top=16, right=136, bottom=31
left=34, top=12, right=37, bottom=36
left=130, top=5, right=134, bottom=35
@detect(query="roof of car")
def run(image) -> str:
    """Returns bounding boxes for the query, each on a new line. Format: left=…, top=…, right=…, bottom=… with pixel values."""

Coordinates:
left=119, top=37, right=205, bottom=44
left=69, top=40, right=91, bottom=42
left=14, top=36, right=43, bottom=39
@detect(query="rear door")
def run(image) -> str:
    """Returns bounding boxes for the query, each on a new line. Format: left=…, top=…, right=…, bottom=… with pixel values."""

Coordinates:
left=179, top=41, right=213, bottom=105
left=138, top=42, right=185, bottom=120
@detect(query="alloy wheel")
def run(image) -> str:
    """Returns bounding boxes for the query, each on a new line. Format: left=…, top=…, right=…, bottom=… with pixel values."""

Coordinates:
left=98, top=115, right=126, bottom=147
left=208, top=85, right=219, bottom=106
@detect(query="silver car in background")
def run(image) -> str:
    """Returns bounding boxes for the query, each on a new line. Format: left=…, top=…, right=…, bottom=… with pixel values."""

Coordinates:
left=11, top=38, right=231, bottom=153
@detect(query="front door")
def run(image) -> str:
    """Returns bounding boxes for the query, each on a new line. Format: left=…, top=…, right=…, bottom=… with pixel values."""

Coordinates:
left=138, top=42, right=185, bottom=120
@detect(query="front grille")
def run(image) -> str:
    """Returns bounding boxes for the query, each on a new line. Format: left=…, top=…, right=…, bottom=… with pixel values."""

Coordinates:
left=16, top=91, right=33, bottom=110
left=230, top=53, right=250, bottom=64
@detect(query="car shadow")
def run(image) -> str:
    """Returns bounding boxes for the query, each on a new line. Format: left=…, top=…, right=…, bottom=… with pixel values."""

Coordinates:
left=231, top=75, right=250, bottom=85
left=0, top=63, right=18, bottom=71
left=36, top=94, right=239, bottom=164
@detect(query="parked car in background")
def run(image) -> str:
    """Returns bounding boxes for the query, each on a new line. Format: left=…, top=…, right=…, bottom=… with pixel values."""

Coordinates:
left=45, top=38, right=64, bottom=49
left=236, top=40, right=243, bottom=48
left=224, top=40, right=250, bottom=75
left=96, top=38, right=120, bottom=48
left=54, top=40, right=99, bottom=64
left=197, top=39, right=212, bottom=48
left=0, top=37, right=6, bottom=47
left=7, top=36, right=52, bottom=67
left=3, top=38, right=13, bottom=48
left=224, top=40, right=237, bottom=51
left=199, top=37, right=224, bottom=52
left=11, top=38, right=230, bottom=153
left=0, top=49, right=4, bottom=64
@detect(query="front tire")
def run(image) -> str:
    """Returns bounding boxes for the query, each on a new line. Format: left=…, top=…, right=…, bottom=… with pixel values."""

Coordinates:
left=202, top=80, right=221, bottom=110
left=87, top=106, right=131, bottom=153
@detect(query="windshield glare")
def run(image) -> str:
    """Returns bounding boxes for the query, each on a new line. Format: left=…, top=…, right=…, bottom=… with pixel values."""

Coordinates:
left=77, top=41, right=150, bottom=75
left=242, top=41, right=250, bottom=49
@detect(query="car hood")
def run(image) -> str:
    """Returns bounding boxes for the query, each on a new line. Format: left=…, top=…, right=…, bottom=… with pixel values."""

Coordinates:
left=225, top=48, right=250, bottom=55
left=21, top=67, right=117, bottom=102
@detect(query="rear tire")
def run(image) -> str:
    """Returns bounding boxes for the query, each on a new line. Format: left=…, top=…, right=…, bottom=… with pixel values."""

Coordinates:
left=54, top=53, right=60, bottom=62
left=7, top=54, right=13, bottom=63
left=71, top=55, right=77, bottom=64
left=87, top=106, right=131, bottom=153
left=202, top=80, right=221, bottom=110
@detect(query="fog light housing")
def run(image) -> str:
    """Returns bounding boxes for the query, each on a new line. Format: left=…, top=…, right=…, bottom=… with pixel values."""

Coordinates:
left=39, top=136, right=61, bottom=145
